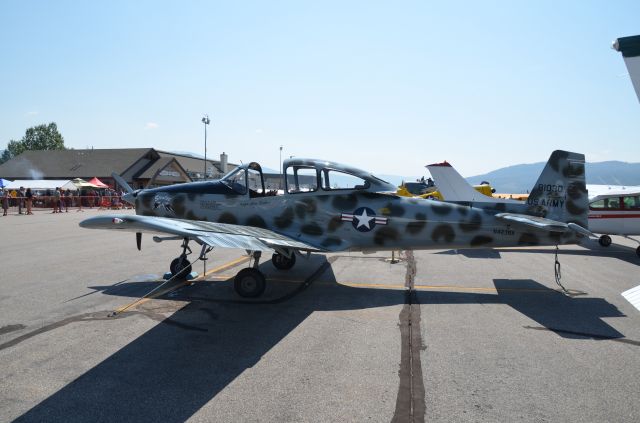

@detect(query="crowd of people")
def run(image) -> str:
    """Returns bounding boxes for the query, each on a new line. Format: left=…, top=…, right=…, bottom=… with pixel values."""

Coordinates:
left=2, top=187, right=128, bottom=216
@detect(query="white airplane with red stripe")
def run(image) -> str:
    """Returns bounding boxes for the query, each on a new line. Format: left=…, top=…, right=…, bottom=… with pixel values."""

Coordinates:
left=587, top=185, right=640, bottom=253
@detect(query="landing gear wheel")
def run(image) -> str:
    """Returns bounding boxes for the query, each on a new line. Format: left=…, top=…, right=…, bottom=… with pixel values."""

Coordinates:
left=170, top=257, right=192, bottom=278
left=598, top=235, right=612, bottom=247
left=272, top=252, right=296, bottom=270
left=234, top=268, right=266, bottom=298
left=636, top=246, right=640, bottom=258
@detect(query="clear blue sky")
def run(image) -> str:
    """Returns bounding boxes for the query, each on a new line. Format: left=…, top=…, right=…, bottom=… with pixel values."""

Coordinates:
left=1, top=1, right=638, bottom=177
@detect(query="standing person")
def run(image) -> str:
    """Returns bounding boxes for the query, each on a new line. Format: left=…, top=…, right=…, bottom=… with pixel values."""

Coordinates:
left=2, top=189, right=9, bottom=216
left=25, top=188, right=33, bottom=215
left=77, top=189, right=83, bottom=212
left=64, top=189, right=71, bottom=212
left=18, top=186, right=26, bottom=214
left=53, top=187, right=61, bottom=213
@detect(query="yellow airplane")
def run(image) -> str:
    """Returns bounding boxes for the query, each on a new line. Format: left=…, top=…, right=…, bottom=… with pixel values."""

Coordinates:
left=397, top=165, right=495, bottom=201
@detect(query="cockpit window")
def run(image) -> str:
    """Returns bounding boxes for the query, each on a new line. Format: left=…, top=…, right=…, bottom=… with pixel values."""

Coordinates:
left=221, top=167, right=247, bottom=194
left=322, top=169, right=370, bottom=190
left=286, top=166, right=318, bottom=194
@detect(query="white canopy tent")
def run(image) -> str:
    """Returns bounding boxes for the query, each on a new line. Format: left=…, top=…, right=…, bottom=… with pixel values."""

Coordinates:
left=5, top=179, right=77, bottom=191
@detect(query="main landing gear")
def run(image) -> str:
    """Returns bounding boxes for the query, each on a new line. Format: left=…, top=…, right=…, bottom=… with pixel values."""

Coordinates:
left=272, top=251, right=296, bottom=270
left=234, top=251, right=266, bottom=298
left=234, top=249, right=298, bottom=297
left=169, top=238, right=193, bottom=277
left=165, top=239, right=301, bottom=298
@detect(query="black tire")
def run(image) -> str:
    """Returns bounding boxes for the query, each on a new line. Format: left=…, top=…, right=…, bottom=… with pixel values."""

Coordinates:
left=170, top=257, right=192, bottom=277
left=636, top=246, right=640, bottom=258
left=234, top=268, right=266, bottom=298
left=598, top=235, right=612, bottom=247
left=272, top=252, right=296, bottom=270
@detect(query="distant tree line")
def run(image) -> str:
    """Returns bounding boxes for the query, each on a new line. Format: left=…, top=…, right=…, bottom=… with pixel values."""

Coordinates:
left=1, top=122, right=66, bottom=164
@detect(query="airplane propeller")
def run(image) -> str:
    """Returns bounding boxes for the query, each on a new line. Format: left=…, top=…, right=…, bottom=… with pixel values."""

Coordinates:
left=111, top=172, right=140, bottom=205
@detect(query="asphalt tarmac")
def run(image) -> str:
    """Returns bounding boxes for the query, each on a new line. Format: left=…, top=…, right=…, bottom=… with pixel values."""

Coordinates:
left=1, top=209, right=639, bottom=422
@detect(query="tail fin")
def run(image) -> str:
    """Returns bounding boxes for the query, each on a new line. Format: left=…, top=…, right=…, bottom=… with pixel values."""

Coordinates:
left=426, top=161, right=518, bottom=204
left=613, top=35, right=640, bottom=103
left=526, top=150, right=588, bottom=227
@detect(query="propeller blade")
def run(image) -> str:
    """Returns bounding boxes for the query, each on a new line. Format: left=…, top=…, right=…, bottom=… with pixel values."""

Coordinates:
left=136, top=232, right=142, bottom=250
left=111, top=172, right=134, bottom=194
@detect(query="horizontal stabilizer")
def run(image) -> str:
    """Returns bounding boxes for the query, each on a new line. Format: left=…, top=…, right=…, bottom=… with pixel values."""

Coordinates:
left=495, top=213, right=569, bottom=232
left=567, top=222, right=596, bottom=238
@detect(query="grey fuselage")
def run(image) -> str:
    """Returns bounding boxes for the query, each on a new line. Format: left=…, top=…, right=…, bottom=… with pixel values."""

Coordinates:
left=134, top=182, right=580, bottom=252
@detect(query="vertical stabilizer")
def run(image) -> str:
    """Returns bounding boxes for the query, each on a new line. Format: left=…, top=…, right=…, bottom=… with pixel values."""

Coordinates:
left=526, top=151, right=588, bottom=227
left=613, top=35, right=640, bottom=103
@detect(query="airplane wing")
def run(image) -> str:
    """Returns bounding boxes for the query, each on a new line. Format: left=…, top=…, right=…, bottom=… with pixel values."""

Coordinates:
left=79, top=214, right=324, bottom=252
left=495, top=213, right=570, bottom=232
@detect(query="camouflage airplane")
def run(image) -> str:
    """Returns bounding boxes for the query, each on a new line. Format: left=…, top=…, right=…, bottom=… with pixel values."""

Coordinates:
left=80, top=150, right=590, bottom=298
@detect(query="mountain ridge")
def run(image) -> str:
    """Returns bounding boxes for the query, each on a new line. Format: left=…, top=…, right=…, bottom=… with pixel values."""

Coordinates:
left=466, top=160, right=640, bottom=193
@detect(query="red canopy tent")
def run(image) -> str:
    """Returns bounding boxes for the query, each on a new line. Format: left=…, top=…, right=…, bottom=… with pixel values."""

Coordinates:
left=88, top=177, right=109, bottom=188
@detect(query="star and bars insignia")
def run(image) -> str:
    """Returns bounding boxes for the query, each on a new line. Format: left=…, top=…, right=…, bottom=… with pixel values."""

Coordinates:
left=341, top=207, right=388, bottom=232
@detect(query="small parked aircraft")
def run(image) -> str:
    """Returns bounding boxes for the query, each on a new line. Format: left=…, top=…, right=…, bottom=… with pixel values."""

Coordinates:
left=425, top=160, right=640, bottom=256
left=587, top=186, right=640, bottom=253
left=613, top=34, right=640, bottom=103
left=80, top=150, right=590, bottom=298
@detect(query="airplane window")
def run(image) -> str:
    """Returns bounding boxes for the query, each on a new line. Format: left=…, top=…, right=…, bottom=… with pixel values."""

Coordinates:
left=590, top=198, right=621, bottom=210
left=589, top=200, right=604, bottom=209
left=322, top=170, right=370, bottom=190
left=286, top=166, right=318, bottom=194
left=248, top=168, right=265, bottom=198
left=623, top=195, right=640, bottom=209
left=221, top=167, right=247, bottom=194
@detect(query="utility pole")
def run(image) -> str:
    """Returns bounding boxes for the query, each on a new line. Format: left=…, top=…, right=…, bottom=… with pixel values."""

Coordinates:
left=201, top=115, right=210, bottom=179
left=279, top=145, right=284, bottom=190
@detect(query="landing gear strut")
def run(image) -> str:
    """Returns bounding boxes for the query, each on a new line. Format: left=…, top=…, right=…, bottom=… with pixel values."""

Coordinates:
left=272, top=251, right=296, bottom=270
left=234, top=251, right=266, bottom=297
left=169, top=238, right=192, bottom=278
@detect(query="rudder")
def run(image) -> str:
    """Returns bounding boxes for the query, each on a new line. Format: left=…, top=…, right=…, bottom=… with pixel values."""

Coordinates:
left=526, top=150, right=588, bottom=228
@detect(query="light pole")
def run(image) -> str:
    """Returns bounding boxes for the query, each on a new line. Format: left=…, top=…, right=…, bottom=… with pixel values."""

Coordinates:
left=279, top=145, right=284, bottom=190
left=201, top=115, right=210, bottom=179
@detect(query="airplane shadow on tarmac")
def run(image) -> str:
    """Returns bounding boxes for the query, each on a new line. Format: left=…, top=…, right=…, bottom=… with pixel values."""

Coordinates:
left=13, top=256, right=635, bottom=423
left=437, top=240, right=640, bottom=265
